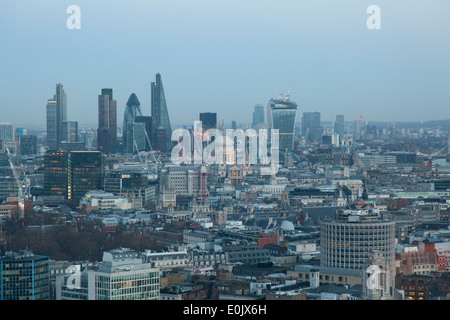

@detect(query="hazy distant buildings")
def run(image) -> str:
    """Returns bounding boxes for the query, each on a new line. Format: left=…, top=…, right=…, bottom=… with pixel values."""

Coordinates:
left=252, top=103, right=265, bottom=129
left=355, top=114, right=365, bottom=135
left=334, top=114, right=345, bottom=137
left=63, top=121, right=79, bottom=143
left=19, top=135, right=37, bottom=155
left=302, top=111, right=322, bottom=141
left=267, top=95, right=298, bottom=153
left=151, top=73, right=172, bottom=153
left=0, top=123, right=13, bottom=143
left=98, top=88, right=117, bottom=154
left=0, top=123, right=14, bottom=152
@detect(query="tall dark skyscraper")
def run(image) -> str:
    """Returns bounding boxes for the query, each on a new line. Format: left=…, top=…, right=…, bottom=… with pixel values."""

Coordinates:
left=301, top=112, right=321, bottom=136
left=98, top=88, right=117, bottom=154
left=123, top=93, right=143, bottom=154
left=151, top=73, right=172, bottom=153
left=334, top=114, right=345, bottom=137
left=301, top=111, right=323, bottom=141
left=267, top=95, right=298, bottom=153
left=199, top=112, right=217, bottom=132
left=46, top=84, right=67, bottom=150
left=46, top=97, right=57, bottom=150
left=135, top=116, right=152, bottom=151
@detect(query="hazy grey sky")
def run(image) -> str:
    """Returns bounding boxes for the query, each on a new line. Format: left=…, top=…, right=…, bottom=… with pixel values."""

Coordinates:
left=1, top=0, right=450, bottom=128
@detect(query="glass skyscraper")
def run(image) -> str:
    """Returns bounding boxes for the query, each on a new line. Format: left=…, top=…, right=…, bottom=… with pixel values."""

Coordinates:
left=151, top=73, right=172, bottom=152
left=46, top=84, right=67, bottom=151
left=98, top=88, right=118, bottom=154
left=123, top=93, right=143, bottom=154
left=334, top=114, right=345, bottom=137
left=46, top=97, right=57, bottom=150
left=267, top=96, right=298, bottom=153
left=199, top=112, right=217, bottom=132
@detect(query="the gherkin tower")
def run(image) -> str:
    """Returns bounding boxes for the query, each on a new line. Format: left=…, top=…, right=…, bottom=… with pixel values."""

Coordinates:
left=123, top=93, right=143, bottom=153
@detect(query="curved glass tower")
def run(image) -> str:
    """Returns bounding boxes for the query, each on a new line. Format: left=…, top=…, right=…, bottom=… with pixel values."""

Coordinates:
left=267, top=95, right=298, bottom=153
left=123, top=93, right=143, bottom=152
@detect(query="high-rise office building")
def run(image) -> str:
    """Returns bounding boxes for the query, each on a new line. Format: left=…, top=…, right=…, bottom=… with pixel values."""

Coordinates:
left=46, top=84, right=67, bottom=151
left=63, top=121, right=79, bottom=143
left=0, top=123, right=14, bottom=153
left=126, top=122, right=146, bottom=154
left=252, top=103, right=265, bottom=129
left=151, top=73, right=172, bottom=153
left=69, top=151, right=104, bottom=203
left=123, top=93, right=143, bottom=154
left=135, top=116, right=152, bottom=151
left=199, top=112, right=217, bottom=132
left=98, top=89, right=117, bottom=154
left=46, top=97, right=57, bottom=150
left=267, top=95, right=298, bottom=153
left=301, top=111, right=321, bottom=139
left=20, top=135, right=37, bottom=155
left=0, top=250, right=50, bottom=300
left=334, top=114, right=345, bottom=137
left=355, top=114, right=365, bottom=135
left=44, top=151, right=104, bottom=204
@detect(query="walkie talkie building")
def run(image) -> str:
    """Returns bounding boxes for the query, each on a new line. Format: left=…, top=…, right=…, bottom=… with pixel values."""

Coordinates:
left=267, top=95, right=297, bottom=153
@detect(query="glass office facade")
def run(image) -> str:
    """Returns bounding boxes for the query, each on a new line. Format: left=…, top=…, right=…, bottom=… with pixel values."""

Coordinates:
left=268, top=98, right=297, bottom=153
left=69, top=151, right=104, bottom=202
left=0, top=251, right=50, bottom=300
left=123, top=93, right=143, bottom=153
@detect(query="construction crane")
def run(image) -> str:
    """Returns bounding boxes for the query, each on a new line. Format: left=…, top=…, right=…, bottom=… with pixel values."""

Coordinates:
left=143, top=128, right=161, bottom=165
left=133, top=139, right=144, bottom=166
left=5, top=147, right=27, bottom=220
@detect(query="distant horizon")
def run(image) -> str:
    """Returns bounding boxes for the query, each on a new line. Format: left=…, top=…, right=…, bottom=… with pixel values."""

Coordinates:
left=2, top=1, right=450, bottom=127
left=10, top=117, right=450, bottom=130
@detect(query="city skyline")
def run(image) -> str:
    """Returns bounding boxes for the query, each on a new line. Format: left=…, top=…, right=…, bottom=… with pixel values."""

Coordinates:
left=1, top=1, right=450, bottom=127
